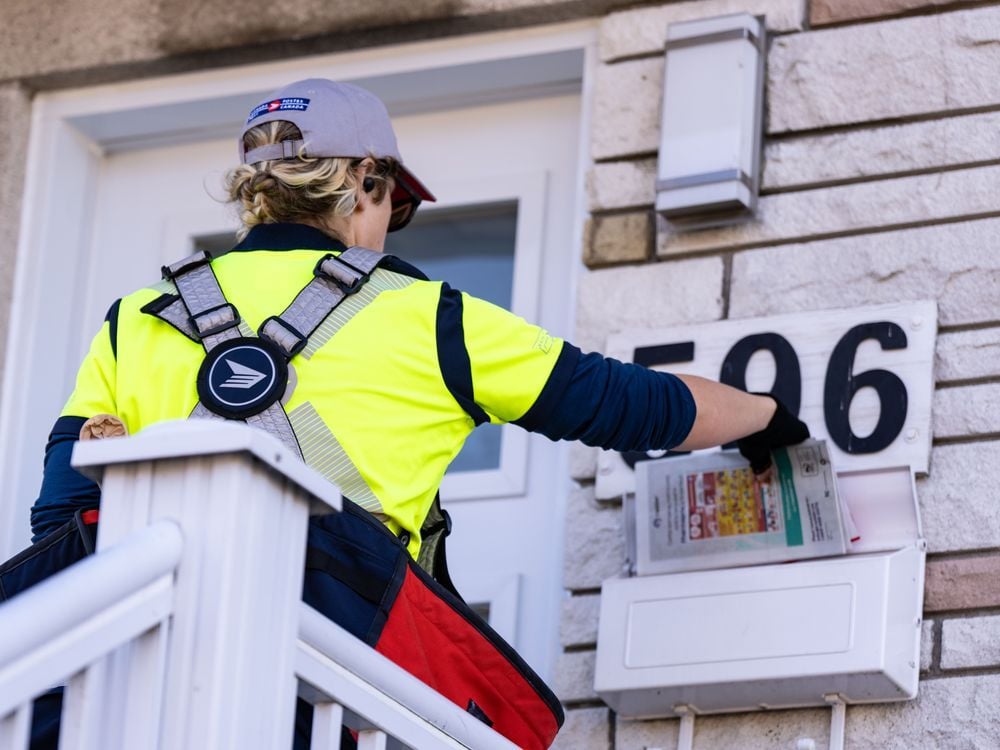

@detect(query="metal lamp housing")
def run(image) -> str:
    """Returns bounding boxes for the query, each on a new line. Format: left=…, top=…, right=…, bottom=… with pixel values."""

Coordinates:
left=656, top=14, right=766, bottom=230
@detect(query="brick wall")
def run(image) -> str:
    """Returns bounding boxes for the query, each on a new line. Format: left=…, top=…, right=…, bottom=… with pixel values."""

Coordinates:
left=556, top=1, right=1000, bottom=748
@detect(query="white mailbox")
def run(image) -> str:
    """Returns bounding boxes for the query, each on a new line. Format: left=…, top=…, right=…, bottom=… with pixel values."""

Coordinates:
left=595, top=464, right=925, bottom=717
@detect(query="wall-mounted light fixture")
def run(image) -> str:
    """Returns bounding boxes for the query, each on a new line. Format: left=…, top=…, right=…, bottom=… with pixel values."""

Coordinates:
left=656, top=14, right=766, bottom=230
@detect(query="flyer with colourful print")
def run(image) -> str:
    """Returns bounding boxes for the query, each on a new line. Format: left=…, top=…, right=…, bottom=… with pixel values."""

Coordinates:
left=633, top=440, right=851, bottom=575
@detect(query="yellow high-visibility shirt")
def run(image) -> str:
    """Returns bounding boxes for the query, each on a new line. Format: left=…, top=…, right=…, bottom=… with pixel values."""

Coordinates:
left=62, top=223, right=574, bottom=557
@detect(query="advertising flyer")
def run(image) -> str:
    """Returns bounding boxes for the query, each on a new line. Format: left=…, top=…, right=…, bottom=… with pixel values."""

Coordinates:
left=633, top=440, right=851, bottom=575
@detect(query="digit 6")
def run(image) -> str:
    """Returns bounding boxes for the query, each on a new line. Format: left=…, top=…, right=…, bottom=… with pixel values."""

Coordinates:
left=824, top=322, right=908, bottom=454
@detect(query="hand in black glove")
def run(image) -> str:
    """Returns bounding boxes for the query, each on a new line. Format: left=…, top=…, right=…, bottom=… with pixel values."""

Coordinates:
left=737, top=395, right=810, bottom=474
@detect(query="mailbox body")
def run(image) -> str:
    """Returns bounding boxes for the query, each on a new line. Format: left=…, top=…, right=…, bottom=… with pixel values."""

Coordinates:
left=595, top=466, right=925, bottom=717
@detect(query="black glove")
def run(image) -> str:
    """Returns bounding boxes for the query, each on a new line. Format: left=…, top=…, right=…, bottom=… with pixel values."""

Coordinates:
left=737, top=395, right=810, bottom=474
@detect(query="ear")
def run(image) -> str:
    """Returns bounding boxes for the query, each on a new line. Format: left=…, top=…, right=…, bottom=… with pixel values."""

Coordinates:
left=354, top=158, right=377, bottom=210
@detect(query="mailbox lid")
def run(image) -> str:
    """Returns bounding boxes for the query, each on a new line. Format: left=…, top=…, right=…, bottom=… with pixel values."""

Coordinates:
left=839, top=465, right=922, bottom=554
left=596, top=545, right=924, bottom=717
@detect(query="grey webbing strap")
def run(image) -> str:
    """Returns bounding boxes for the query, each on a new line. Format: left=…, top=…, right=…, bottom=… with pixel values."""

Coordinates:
left=189, top=398, right=300, bottom=457
left=190, top=402, right=225, bottom=421
left=164, top=251, right=303, bottom=459
left=259, top=247, right=385, bottom=358
left=338, top=246, right=385, bottom=275
left=246, top=405, right=301, bottom=454
left=154, top=297, right=199, bottom=340
left=163, top=251, right=241, bottom=352
left=244, top=140, right=305, bottom=165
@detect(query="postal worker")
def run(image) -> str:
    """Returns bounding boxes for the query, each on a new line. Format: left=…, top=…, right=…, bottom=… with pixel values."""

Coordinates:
left=23, top=78, right=810, bottom=748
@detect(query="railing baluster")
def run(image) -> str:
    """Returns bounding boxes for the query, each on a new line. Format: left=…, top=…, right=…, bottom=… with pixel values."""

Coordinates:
left=0, top=703, right=32, bottom=750
left=60, top=665, right=107, bottom=750
left=72, top=423, right=320, bottom=750
left=357, top=728, right=389, bottom=750
left=310, top=702, right=344, bottom=750
left=119, top=618, right=171, bottom=749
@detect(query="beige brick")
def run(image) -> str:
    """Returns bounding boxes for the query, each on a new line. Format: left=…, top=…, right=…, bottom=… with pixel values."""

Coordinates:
left=585, top=211, right=652, bottom=267
left=156, top=0, right=578, bottom=57
left=576, top=256, right=724, bottom=356
left=569, top=443, right=599, bottom=481
left=591, top=57, right=662, bottom=161
left=919, top=443, right=1000, bottom=554
left=0, top=84, right=31, bottom=387
left=728, top=217, right=1000, bottom=328
left=925, top=553, right=1000, bottom=612
left=763, top=111, right=1000, bottom=192
left=0, top=0, right=163, bottom=80
left=553, top=649, right=598, bottom=703
left=692, top=709, right=832, bottom=749
left=599, top=0, right=804, bottom=63
left=561, top=594, right=601, bottom=647
left=578, top=71, right=1000, bottom=207
left=563, top=486, right=625, bottom=590
left=769, top=6, right=1000, bottom=133
left=933, top=384, right=1000, bottom=440
left=587, top=159, right=656, bottom=212
left=616, top=717, right=680, bottom=749
left=941, top=615, right=1000, bottom=670
left=847, top=674, right=1000, bottom=748
left=582, top=124, right=996, bottom=212
left=922, top=619, right=935, bottom=671
left=659, top=163, right=1000, bottom=256
left=551, top=707, right=610, bottom=750
left=811, top=0, right=985, bottom=26
left=936, top=327, right=1000, bottom=383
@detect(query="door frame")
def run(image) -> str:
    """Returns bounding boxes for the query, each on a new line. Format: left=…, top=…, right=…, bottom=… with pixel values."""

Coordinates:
left=0, top=22, right=597, bottom=598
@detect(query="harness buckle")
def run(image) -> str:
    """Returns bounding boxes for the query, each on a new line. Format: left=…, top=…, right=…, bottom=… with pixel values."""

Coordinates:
left=259, top=316, right=308, bottom=359
left=314, top=254, right=369, bottom=295
left=190, top=302, right=240, bottom=338
left=162, top=250, right=212, bottom=281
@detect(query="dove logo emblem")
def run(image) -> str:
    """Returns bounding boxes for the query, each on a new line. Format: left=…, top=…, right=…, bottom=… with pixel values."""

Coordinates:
left=220, top=359, right=266, bottom=390
left=197, top=338, right=288, bottom=419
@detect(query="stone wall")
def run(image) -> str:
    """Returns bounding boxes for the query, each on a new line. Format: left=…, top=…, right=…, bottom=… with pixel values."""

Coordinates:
left=558, top=1, right=1000, bottom=748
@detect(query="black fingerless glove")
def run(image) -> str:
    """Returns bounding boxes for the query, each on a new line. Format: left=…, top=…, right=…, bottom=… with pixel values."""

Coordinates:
left=737, top=395, right=810, bottom=473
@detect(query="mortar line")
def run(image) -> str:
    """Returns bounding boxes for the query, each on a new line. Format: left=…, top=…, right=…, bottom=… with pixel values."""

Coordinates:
left=762, top=157, right=1000, bottom=196
left=768, top=101, right=1000, bottom=143
left=804, top=0, right=998, bottom=33
left=935, top=376, right=1000, bottom=390
left=647, top=208, right=1000, bottom=261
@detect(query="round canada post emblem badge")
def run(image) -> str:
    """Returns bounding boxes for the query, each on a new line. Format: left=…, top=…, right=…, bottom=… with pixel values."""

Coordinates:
left=197, top=337, right=288, bottom=419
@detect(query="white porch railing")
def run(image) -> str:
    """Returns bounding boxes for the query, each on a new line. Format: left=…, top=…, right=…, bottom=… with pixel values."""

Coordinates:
left=0, top=421, right=520, bottom=750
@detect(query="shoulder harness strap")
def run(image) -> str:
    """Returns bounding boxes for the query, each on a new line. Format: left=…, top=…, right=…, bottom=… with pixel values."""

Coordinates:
left=152, top=247, right=386, bottom=460
left=152, top=246, right=459, bottom=588
left=259, top=246, right=383, bottom=358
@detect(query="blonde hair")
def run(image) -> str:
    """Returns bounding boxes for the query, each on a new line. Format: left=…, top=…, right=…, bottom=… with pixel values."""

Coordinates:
left=225, top=121, right=396, bottom=240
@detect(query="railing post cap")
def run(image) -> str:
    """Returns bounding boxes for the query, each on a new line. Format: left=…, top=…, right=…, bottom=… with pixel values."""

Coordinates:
left=71, top=420, right=341, bottom=513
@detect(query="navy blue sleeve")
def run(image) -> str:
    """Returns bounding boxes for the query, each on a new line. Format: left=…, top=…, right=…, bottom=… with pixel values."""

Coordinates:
left=515, top=345, right=696, bottom=451
left=30, top=416, right=101, bottom=542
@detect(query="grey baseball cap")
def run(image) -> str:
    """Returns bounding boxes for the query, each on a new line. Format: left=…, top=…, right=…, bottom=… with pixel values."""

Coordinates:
left=239, top=78, right=435, bottom=203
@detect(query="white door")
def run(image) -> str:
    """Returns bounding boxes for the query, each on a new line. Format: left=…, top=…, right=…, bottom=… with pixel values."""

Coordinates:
left=24, top=93, right=581, bottom=676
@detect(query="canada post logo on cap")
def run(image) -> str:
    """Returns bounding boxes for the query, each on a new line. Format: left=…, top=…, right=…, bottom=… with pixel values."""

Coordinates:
left=246, top=97, right=311, bottom=124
